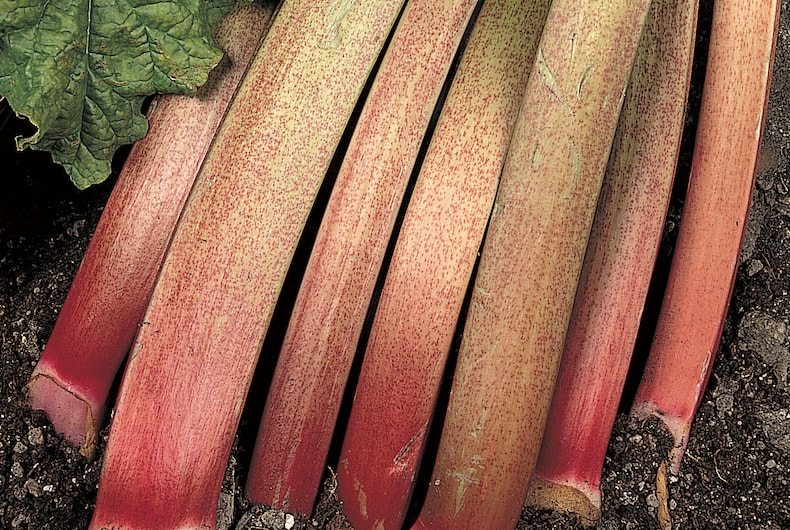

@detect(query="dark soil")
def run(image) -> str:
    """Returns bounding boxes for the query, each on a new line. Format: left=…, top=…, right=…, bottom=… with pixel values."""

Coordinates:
left=2, top=1, right=789, bottom=528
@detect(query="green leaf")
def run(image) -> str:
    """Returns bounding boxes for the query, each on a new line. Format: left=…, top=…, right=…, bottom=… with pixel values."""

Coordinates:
left=0, top=0, right=235, bottom=188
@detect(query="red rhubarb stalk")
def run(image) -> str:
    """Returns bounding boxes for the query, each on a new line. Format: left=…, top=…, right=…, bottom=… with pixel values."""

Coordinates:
left=244, top=0, right=479, bottom=516
left=525, top=0, right=698, bottom=522
left=411, top=1, right=651, bottom=528
left=334, top=1, right=551, bottom=528
left=88, top=0, right=405, bottom=528
left=630, top=0, right=780, bottom=473
left=26, top=1, right=275, bottom=459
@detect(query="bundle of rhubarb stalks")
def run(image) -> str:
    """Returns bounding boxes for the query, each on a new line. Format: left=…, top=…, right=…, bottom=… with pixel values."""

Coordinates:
left=22, top=0, right=778, bottom=528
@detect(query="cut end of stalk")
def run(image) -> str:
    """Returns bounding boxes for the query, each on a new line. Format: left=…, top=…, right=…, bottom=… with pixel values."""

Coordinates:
left=27, top=374, right=98, bottom=459
left=525, top=476, right=601, bottom=527
left=630, top=402, right=690, bottom=475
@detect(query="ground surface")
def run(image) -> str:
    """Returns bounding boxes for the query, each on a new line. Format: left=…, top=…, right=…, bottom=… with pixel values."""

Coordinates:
left=1, top=1, right=789, bottom=528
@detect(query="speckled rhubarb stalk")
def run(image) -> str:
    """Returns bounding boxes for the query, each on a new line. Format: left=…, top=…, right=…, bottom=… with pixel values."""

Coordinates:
left=334, top=1, right=550, bottom=528
left=525, top=0, right=698, bottom=523
left=243, top=0, right=478, bottom=517
left=26, top=1, right=274, bottom=460
left=630, top=0, right=780, bottom=474
left=88, top=0, right=404, bottom=528
left=410, top=1, right=651, bottom=528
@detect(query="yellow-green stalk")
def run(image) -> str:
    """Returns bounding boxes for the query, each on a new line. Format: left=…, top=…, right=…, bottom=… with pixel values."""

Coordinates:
left=412, top=0, right=651, bottom=527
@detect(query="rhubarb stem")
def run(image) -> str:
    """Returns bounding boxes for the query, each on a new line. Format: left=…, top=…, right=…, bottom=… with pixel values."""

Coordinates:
left=630, top=0, right=780, bottom=474
left=526, top=0, right=698, bottom=522
left=334, top=0, right=550, bottom=527
left=411, top=1, right=652, bottom=527
left=244, top=0, right=479, bottom=517
left=89, top=0, right=404, bottom=527
left=26, top=2, right=275, bottom=459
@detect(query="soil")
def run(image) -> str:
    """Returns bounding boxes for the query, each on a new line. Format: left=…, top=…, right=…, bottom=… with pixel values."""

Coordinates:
left=1, top=1, right=789, bottom=529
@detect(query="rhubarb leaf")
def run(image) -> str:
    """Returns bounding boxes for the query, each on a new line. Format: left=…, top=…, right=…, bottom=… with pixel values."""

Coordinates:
left=0, top=0, right=235, bottom=188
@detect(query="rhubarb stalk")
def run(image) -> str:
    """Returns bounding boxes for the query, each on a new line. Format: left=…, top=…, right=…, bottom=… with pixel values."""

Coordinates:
left=26, top=1, right=275, bottom=459
left=630, top=0, right=780, bottom=473
left=88, top=0, right=405, bottom=528
left=244, top=0, right=479, bottom=515
left=411, top=1, right=651, bottom=528
left=247, top=0, right=476, bottom=514
left=525, top=0, right=698, bottom=522
left=334, top=1, right=551, bottom=528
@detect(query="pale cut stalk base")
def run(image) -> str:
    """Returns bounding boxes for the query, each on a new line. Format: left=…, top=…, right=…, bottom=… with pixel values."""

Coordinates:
left=527, top=477, right=600, bottom=525
left=27, top=377, right=96, bottom=455
left=631, top=401, right=695, bottom=473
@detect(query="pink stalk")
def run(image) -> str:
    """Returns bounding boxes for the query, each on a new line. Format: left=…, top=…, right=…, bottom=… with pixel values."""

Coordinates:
left=334, top=1, right=551, bottom=528
left=630, top=0, right=780, bottom=474
left=525, top=0, right=698, bottom=522
left=243, top=0, right=479, bottom=517
left=26, top=1, right=274, bottom=459
left=410, top=0, right=652, bottom=528
left=88, top=0, right=405, bottom=528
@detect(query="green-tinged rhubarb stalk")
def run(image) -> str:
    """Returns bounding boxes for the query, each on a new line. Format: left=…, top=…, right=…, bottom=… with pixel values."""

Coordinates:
left=25, top=1, right=274, bottom=460
left=335, top=1, right=550, bottom=528
left=525, top=0, right=697, bottom=523
left=631, top=0, right=780, bottom=474
left=411, top=1, right=651, bottom=528
left=88, top=0, right=405, bottom=528
left=244, top=0, right=478, bottom=517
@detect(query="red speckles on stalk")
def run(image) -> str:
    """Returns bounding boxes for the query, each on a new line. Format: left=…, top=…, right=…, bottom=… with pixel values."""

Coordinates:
left=245, top=0, right=479, bottom=518
left=335, top=0, right=554, bottom=521
left=89, top=0, right=405, bottom=528
left=413, top=1, right=651, bottom=528
left=26, top=3, right=273, bottom=460
left=631, top=0, right=780, bottom=475
left=527, top=0, right=698, bottom=521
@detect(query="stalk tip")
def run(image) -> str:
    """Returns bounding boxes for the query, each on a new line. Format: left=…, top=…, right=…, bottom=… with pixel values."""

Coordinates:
left=27, top=374, right=97, bottom=459
left=630, top=402, right=690, bottom=475
left=525, top=475, right=601, bottom=526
